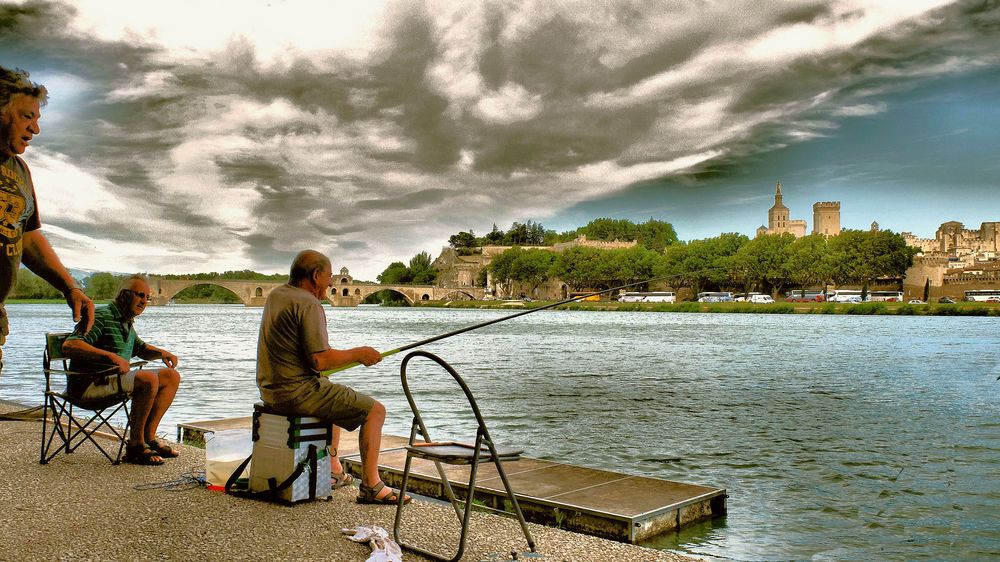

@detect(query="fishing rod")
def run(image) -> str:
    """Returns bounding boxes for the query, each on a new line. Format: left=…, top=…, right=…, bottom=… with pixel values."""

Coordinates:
left=322, top=267, right=722, bottom=376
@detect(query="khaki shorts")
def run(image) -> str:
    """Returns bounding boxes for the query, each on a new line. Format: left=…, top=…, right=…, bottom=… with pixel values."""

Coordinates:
left=77, top=369, right=138, bottom=401
left=270, top=378, right=375, bottom=432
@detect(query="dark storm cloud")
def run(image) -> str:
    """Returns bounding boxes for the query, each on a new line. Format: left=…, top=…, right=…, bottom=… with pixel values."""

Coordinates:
left=355, top=188, right=449, bottom=211
left=46, top=217, right=157, bottom=244
left=335, top=240, right=369, bottom=252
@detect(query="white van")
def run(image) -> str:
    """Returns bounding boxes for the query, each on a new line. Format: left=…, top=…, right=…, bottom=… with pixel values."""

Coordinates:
left=750, top=294, right=775, bottom=304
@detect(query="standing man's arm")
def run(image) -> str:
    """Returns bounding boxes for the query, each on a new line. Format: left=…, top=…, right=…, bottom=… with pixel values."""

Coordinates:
left=21, top=230, right=94, bottom=334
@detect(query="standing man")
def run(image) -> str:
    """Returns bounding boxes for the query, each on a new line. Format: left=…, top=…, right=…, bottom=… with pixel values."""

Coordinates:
left=257, top=249, right=410, bottom=505
left=62, top=276, right=182, bottom=465
left=0, top=66, right=94, bottom=372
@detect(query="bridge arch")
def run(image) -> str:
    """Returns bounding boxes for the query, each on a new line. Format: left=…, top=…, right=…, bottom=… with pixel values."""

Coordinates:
left=360, top=287, right=415, bottom=305
left=440, top=289, right=476, bottom=301
left=150, top=278, right=285, bottom=306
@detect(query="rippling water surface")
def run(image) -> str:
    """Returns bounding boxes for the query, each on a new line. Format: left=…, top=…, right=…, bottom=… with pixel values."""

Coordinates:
left=2, top=304, right=998, bottom=561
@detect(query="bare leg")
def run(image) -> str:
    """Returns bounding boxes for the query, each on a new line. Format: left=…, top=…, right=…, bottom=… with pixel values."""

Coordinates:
left=129, top=371, right=158, bottom=446
left=358, top=401, right=385, bottom=487
left=142, top=369, right=180, bottom=442
left=357, top=401, right=410, bottom=502
left=330, top=424, right=344, bottom=473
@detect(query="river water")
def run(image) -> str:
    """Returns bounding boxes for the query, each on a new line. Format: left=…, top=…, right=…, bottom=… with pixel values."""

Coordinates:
left=1, top=303, right=998, bottom=561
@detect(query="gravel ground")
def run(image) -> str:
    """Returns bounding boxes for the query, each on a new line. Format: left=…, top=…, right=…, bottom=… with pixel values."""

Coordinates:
left=0, top=403, right=700, bottom=562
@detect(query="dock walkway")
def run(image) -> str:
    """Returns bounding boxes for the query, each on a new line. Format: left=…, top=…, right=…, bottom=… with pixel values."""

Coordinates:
left=179, top=417, right=726, bottom=544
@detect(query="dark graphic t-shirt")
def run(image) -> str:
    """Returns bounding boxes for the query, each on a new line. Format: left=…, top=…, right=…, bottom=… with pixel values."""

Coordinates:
left=0, top=156, right=42, bottom=302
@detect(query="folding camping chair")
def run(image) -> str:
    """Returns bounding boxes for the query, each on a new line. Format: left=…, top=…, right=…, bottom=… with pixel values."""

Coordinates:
left=392, top=350, right=536, bottom=562
left=40, top=332, right=145, bottom=465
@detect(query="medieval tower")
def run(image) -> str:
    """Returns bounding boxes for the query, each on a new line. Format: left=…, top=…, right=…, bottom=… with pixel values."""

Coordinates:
left=762, top=181, right=807, bottom=237
left=812, top=202, right=841, bottom=236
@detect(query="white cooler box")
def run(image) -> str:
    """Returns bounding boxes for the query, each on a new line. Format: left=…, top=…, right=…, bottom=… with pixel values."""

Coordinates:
left=249, top=402, right=334, bottom=504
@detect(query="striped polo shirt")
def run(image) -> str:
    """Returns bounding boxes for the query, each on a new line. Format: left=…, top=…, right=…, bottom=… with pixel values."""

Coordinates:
left=66, top=301, right=147, bottom=376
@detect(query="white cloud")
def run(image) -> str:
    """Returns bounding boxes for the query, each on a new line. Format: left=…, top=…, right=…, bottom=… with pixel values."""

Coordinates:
left=474, top=83, right=543, bottom=123
left=65, top=0, right=389, bottom=64
left=27, top=148, right=128, bottom=219
left=107, top=71, right=180, bottom=101
left=832, top=103, right=889, bottom=117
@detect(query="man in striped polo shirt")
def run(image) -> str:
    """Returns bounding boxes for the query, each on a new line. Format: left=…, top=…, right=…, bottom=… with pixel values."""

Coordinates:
left=63, top=275, right=182, bottom=465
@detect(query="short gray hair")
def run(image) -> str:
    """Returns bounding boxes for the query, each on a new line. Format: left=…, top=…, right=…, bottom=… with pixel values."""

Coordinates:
left=0, top=66, right=48, bottom=115
left=289, top=250, right=331, bottom=284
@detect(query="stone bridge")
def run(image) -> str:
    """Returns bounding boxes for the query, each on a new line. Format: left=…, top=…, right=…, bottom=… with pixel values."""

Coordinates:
left=148, top=270, right=484, bottom=307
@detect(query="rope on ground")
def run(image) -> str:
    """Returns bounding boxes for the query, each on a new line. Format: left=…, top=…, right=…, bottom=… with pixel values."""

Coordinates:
left=134, top=470, right=206, bottom=492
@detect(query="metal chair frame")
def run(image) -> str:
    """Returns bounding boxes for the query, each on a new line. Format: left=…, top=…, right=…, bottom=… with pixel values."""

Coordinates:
left=393, top=350, right=535, bottom=562
left=40, top=332, right=145, bottom=465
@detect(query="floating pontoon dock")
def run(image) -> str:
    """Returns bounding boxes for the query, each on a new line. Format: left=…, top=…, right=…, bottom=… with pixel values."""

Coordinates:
left=178, top=417, right=726, bottom=543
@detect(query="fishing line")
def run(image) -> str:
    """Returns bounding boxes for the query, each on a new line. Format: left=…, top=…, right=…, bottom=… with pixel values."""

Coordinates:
left=322, top=267, right=725, bottom=376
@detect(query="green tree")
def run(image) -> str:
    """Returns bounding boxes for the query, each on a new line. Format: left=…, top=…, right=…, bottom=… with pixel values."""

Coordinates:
left=488, top=246, right=520, bottom=297
left=408, top=251, right=437, bottom=285
left=12, top=268, right=63, bottom=299
left=550, top=246, right=605, bottom=291
left=730, top=233, right=795, bottom=295
left=785, top=234, right=830, bottom=295
left=448, top=230, right=478, bottom=255
left=377, top=261, right=410, bottom=284
left=636, top=219, right=679, bottom=252
left=84, top=272, right=123, bottom=300
left=377, top=252, right=438, bottom=285
left=510, top=249, right=557, bottom=295
left=654, top=233, right=748, bottom=294
left=825, top=229, right=918, bottom=290
left=482, top=224, right=505, bottom=245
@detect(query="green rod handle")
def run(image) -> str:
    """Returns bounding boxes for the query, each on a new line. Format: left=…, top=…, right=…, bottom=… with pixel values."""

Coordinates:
left=321, top=348, right=402, bottom=376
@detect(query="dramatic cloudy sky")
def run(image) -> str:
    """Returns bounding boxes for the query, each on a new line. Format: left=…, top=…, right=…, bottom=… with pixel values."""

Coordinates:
left=3, top=0, right=999, bottom=280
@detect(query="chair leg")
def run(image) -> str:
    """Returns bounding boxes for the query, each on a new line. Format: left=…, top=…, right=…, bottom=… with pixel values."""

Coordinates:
left=493, top=458, right=536, bottom=553
left=40, top=395, right=52, bottom=464
left=394, top=455, right=482, bottom=562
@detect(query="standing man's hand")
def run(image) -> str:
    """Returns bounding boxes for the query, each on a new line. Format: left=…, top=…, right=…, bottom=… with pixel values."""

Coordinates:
left=65, top=287, right=95, bottom=335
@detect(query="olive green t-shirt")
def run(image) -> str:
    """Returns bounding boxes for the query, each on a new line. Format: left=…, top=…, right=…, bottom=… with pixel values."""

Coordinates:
left=256, top=284, right=331, bottom=404
left=0, top=155, right=42, bottom=302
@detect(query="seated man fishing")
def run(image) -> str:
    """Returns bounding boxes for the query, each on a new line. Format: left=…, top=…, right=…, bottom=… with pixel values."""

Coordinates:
left=62, top=275, right=182, bottom=465
left=256, top=249, right=409, bottom=505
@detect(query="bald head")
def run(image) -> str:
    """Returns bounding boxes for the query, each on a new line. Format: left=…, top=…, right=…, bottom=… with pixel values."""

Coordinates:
left=289, top=250, right=331, bottom=285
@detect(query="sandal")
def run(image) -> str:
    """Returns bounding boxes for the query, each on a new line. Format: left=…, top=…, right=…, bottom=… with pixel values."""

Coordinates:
left=146, top=438, right=180, bottom=458
left=331, top=470, right=355, bottom=490
left=123, top=444, right=164, bottom=466
left=357, top=481, right=411, bottom=505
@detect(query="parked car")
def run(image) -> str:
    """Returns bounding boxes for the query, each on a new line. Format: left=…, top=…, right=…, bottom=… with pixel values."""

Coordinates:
left=750, top=294, right=775, bottom=304
left=842, top=296, right=863, bottom=303
left=986, top=297, right=1000, bottom=303
left=786, top=291, right=826, bottom=302
left=907, top=299, right=926, bottom=304
left=938, top=296, right=956, bottom=304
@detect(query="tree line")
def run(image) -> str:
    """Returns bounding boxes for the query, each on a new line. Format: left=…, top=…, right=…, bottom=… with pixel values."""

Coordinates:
left=447, top=218, right=679, bottom=254
left=489, top=229, right=918, bottom=298
left=11, top=269, right=286, bottom=301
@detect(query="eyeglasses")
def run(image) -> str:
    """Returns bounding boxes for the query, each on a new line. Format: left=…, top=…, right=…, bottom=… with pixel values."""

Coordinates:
left=122, top=289, right=150, bottom=300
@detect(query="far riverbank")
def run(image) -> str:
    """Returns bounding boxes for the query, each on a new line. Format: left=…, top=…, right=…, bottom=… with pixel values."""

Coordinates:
left=10, top=297, right=1000, bottom=316
left=419, top=298, right=1000, bottom=316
